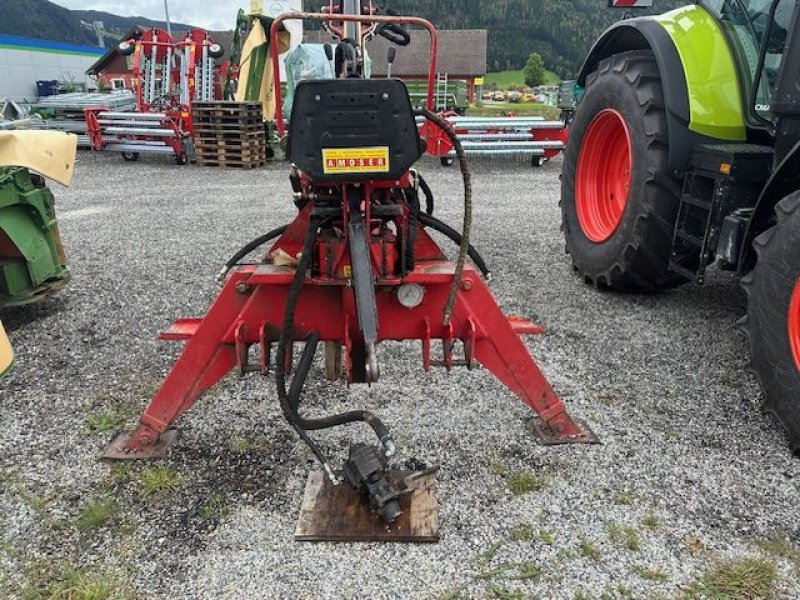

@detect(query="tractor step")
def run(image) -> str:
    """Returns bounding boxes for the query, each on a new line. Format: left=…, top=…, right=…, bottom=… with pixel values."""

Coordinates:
left=669, top=143, right=773, bottom=284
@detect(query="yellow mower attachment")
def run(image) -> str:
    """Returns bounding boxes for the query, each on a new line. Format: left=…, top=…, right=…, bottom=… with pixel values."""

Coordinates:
left=0, top=321, right=13, bottom=379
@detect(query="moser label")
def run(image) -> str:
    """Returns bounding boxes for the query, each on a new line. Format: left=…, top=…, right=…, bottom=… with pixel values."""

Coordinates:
left=322, top=147, right=390, bottom=174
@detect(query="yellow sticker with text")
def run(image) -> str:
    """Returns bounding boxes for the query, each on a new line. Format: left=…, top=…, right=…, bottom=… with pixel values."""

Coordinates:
left=322, top=147, right=390, bottom=175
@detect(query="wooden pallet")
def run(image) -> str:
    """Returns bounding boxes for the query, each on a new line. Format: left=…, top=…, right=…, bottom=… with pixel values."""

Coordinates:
left=195, top=157, right=266, bottom=169
left=295, top=470, right=439, bottom=543
left=192, top=101, right=267, bottom=168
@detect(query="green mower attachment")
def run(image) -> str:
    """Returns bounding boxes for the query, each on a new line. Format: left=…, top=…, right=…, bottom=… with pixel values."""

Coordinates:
left=0, top=130, right=76, bottom=308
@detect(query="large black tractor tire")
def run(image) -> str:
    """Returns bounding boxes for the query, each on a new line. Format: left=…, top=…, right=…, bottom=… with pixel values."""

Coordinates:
left=742, top=192, right=800, bottom=454
left=561, top=50, right=686, bottom=292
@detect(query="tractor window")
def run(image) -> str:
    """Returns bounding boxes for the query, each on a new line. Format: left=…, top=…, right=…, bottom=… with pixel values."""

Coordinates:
left=715, top=0, right=792, bottom=120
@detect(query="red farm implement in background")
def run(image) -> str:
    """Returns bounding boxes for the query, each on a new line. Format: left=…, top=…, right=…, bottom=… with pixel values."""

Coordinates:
left=104, top=5, right=596, bottom=533
left=420, top=112, right=569, bottom=167
left=84, top=28, right=225, bottom=164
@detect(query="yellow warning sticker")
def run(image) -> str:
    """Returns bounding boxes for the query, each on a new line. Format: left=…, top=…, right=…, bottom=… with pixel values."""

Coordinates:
left=322, top=147, right=390, bottom=175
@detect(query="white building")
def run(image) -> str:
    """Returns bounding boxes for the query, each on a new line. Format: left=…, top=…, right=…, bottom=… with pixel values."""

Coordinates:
left=0, top=34, right=104, bottom=101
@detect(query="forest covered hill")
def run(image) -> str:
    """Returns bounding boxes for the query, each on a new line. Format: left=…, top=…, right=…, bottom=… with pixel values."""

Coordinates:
left=359, top=0, right=687, bottom=76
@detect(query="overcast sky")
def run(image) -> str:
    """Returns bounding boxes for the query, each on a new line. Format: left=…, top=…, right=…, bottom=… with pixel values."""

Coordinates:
left=51, top=1, right=280, bottom=32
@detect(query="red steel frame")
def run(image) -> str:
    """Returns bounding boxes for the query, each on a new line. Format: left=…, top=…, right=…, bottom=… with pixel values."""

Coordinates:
left=107, top=12, right=594, bottom=459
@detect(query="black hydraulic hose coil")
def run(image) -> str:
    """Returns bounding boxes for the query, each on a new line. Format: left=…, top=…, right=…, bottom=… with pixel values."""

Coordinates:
left=216, top=224, right=289, bottom=283
left=274, top=220, right=395, bottom=480
left=415, top=108, right=473, bottom=325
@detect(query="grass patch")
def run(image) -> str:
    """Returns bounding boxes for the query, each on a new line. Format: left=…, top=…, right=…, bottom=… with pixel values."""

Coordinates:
left=20, top=562, right=132, bottom=600
left=614, top=491, right=636, bottom=506
left=83, top=405, right=131, bottom=436
left=510, top=524, right=535, bottom=542
left=643, top=514, right=660, bottom=530
left=578, top=537, right=601, bottom=562
left=633, top=565, right=668, bottom=582
left=537, top=530, right=556, bottom=545
left=75, top=498, right=116, bottom=531
left=138, top=466, right=180, bottom=499
left=624, top=527, right=641, bottom=552
left=506, top=562, right=541, bottom=581
left=685, top=558, right=778, bottom=600
left=230, top=436, right=269, bottom=453
left=199, top=493, right=226, bottom=521
left=507, top=472, right=547, bottom=496
left=606, top=524, right=640, bottom=551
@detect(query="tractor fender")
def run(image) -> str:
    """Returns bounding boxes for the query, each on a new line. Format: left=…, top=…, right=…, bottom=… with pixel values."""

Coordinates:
left=578, top=7, right=746, bottom=174
left=739, top=139, right=800, bottom=274
left=578, top=18, right=695, bottom=174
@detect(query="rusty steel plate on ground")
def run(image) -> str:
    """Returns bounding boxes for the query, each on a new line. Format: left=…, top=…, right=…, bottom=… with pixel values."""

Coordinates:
left=102, top=429, right=179, bottom=460
left=295, top=470, right=439, bottom=543
left=527, top=416, right=600, bottom=446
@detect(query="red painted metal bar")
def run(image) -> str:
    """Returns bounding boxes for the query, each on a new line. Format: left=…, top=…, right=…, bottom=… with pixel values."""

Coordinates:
left=269, top=12, right=438, bottom=137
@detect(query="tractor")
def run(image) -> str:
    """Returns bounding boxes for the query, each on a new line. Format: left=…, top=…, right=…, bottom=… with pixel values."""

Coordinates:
left=562, top=0, right=800, bottom=450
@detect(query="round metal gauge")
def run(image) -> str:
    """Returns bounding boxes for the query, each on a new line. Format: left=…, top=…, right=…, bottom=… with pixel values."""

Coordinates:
left=397, top=283, right=425, bottom=309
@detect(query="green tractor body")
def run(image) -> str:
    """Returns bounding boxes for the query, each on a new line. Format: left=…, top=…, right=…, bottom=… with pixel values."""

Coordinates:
left=562, top=0, right=800, bottom=450
left=0, top=166, right=70, bottom=306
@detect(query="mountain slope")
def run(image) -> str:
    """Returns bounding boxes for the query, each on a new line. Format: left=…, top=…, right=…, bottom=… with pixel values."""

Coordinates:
left=1, top=0, right=195, bottom=49
left=0, top=0, right=97, bottom=46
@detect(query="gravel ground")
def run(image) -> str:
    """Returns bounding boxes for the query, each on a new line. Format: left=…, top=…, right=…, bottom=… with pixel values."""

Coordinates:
left=1, top=152, right=799, bottom=599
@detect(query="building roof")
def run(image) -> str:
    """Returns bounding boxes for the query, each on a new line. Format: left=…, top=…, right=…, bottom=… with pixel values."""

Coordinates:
left=0, top=34, right=105, bottom=58
left=303, top=29, right=487, bottom=77
left=86, top=28, right=144, bottom=75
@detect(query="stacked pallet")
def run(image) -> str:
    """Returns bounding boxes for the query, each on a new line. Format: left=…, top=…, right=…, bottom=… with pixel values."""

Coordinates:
left=192, top=102, right=267, bottom=169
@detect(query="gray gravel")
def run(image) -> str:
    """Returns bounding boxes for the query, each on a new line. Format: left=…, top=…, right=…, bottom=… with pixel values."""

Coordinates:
left=1, top=152, right=799, bottom=599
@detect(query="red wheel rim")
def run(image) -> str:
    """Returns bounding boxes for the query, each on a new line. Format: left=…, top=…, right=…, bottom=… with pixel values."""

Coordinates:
left=790, top=279, right=800, bottom=372
left=576, top=109, right=632, bottom=243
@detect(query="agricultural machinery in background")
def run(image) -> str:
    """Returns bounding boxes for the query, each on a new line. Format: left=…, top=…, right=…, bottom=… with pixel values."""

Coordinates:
left=563, top=0, right=800, bottom=451
left=84, top=28, right=225, bottom=164
left=104, top=2, right=596, bottom=535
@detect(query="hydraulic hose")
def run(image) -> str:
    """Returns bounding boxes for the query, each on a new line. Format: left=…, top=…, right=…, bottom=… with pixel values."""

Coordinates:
left=415, top=108, right=473, bottom=325
left=216, top=225, right=289, bottom=284
left=274, top=219, right=396, bottom=483
left=418, top=213, right=490, bottom=279
left=418, top=173, right=434, bottom=215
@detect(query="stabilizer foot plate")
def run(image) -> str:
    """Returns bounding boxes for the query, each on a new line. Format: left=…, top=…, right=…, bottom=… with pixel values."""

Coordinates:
left=527, top=417, right=600, bottom=446
left=102, top=429, right=179, bottom=460
left=295, top=470, right=439, bottom=543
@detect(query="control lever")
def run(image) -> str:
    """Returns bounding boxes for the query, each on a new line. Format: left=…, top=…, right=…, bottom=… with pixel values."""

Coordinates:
left=387, top=46, right=396, bottom=79
left=324, top=43, right=336, bottom=78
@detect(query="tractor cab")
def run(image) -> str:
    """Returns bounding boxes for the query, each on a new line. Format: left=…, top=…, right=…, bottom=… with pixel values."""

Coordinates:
left=707, top=0, right=797, bottom=139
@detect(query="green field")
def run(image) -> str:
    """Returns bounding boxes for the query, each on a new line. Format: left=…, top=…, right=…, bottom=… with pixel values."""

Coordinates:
left=485, top=69, right=561, bottom=89
left=466, top=102, right=561, bottom=119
